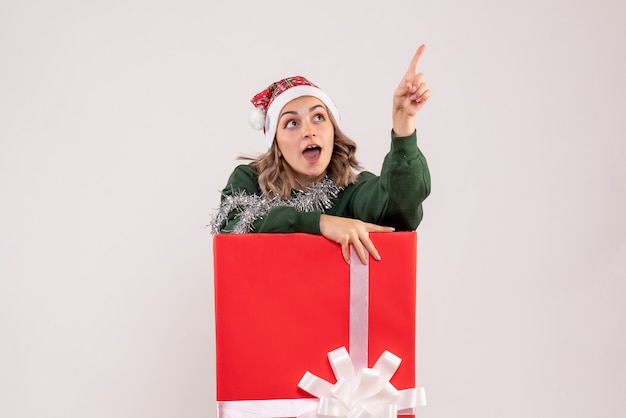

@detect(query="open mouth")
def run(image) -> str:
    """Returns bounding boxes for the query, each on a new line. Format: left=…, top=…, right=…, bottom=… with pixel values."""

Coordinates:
left=302, top=145, right=321, bottom=162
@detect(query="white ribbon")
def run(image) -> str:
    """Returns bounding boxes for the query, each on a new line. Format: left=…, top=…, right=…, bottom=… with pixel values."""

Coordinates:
left=297, top=346, right=426, bottom=418
left=349, top=245, right=369, bottom=371
left=217, top=399, right=319, bottom=418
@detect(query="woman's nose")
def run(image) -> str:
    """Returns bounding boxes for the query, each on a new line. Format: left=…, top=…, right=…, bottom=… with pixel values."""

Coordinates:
left=302, top=120, right=316, bottom=137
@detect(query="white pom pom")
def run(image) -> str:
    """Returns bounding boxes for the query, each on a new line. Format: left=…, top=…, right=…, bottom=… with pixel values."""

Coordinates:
left=248, top=107, right=265, bottom=130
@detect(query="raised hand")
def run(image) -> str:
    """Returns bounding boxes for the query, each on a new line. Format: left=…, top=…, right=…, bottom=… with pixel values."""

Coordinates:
left=392, top=44, right=431, bottom=136
left=320, top=214, right=394, bottom=265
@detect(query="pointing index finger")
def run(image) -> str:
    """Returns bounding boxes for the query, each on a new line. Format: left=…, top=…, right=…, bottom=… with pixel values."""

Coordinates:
left=404, top=44, right=426, bottom=82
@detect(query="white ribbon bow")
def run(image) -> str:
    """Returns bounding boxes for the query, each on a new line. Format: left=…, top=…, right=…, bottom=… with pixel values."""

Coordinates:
left=297, top=346, right=426, bottom=418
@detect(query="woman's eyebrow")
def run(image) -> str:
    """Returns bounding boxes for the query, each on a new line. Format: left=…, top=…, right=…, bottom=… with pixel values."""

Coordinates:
left=278, top=110, right=297, bottom=121
left=279, top=104, right=326, bottom=121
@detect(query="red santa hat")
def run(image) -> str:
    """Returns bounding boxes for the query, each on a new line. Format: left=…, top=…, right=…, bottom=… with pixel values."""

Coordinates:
left=248, top=76, right=341, bottom=149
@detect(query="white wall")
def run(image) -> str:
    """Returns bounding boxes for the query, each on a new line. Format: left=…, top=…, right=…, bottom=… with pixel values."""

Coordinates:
left=1, top=1, right=624, bottom=417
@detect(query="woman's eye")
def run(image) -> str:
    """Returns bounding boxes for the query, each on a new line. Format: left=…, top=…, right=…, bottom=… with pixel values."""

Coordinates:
left=285, top=120, right=297, bottom=128
left=313, top=114, right=325, bottom=121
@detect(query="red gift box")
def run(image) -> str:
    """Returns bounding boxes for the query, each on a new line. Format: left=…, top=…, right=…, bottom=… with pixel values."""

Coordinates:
left=213, top=232, right=421, bottom=416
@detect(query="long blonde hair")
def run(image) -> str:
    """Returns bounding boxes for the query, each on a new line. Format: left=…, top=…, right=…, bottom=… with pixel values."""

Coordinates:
left=242, top=114, right=361, bottom=199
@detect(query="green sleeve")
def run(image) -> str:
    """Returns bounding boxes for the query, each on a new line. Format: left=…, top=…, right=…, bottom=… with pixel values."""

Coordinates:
left=342, top=130, right=431, bottom=230
left=253, top=207, right=321, bottom=234
left=217, top=164, right=322, bottom=234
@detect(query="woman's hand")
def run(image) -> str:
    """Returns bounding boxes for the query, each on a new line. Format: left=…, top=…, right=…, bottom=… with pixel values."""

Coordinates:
left=392, top=44, right=431, bottom=137
left=320, top=214, right=394, bottom=265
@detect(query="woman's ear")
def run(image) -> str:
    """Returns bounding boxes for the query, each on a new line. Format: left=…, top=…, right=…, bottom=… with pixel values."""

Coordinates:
left=273, top=138, right=282, bottom=157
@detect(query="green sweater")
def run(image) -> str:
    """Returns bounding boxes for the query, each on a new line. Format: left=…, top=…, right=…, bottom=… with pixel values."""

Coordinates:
left=215, top=130, right=430, bottom=234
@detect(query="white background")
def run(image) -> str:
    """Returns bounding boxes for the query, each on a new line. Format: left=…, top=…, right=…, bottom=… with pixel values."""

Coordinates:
left=1, top=1, right=625, bottom=417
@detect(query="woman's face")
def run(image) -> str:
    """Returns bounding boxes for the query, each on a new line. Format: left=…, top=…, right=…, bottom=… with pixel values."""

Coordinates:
left=275, top=96, right=335, bottom=188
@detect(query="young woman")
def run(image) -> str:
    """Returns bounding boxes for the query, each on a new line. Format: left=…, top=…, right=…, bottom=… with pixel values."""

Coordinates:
left=211, top=45, right=431, bottom=265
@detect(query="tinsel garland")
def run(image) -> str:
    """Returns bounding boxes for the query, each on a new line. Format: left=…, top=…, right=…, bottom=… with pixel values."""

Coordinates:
left=209, top=177, right=343, bottom=234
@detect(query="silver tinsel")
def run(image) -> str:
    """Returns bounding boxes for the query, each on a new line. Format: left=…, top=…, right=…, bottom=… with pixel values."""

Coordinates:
left=209, top=177, right=342, bottom=234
